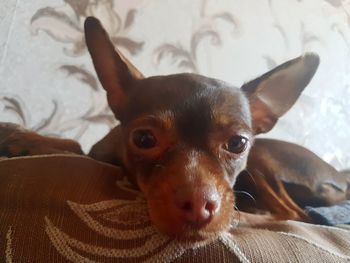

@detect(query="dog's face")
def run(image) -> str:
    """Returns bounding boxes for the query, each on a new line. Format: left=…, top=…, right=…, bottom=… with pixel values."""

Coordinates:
left=84, top=17, right=319, bottom=238
left=121, top=74, right=252, bottom=237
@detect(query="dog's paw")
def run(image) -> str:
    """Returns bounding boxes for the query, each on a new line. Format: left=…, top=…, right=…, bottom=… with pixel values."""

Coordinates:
left=0, top=122, right=83, bottom=157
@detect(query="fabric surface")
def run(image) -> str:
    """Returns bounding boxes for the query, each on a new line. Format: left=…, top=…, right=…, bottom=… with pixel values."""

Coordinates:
left=306, top=201, right=350, bottom=226
left=0, top=155, right=350, bottom=263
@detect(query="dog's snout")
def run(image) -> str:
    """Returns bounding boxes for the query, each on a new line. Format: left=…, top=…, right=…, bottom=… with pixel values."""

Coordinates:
left=175, top=185, right=220, bottom=228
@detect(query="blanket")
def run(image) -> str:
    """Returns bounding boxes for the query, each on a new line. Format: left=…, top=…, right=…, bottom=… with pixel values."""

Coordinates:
left=1, top=155, right=350, bottom=262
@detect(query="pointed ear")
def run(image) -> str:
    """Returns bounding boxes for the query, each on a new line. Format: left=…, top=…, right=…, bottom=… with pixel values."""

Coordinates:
left=84, top=16, right=144, bottom=119
left=242, top=53, right=320, bottom=134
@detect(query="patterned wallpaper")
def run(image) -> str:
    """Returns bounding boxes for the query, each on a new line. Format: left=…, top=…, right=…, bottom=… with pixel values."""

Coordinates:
left=1, top=0, right=350, bottom=170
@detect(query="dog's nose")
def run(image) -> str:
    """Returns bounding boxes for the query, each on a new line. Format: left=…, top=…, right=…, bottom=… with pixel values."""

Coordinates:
left=175, top=185, right=220, bottom=228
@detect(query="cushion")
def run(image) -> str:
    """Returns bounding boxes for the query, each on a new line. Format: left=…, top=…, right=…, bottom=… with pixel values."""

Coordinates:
left=1, top=155, right=350, bottom=262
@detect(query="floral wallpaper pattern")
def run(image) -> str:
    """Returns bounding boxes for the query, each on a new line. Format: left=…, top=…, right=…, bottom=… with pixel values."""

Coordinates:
left=1, top=0, right=350, bottom=170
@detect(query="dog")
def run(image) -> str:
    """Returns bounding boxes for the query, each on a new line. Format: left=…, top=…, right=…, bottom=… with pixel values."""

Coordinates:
left=1, top=17, right=349, bottom=239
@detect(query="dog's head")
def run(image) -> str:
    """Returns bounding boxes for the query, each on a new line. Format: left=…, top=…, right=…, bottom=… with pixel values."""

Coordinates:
left=84, top=17, right=319, bottom=239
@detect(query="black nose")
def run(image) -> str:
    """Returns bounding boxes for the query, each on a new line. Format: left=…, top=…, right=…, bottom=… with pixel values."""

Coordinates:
left=175, top=185, right=220, bottom=228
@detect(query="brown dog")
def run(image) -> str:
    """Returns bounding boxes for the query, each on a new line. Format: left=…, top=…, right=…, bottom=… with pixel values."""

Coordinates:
left=1, top=17, right=348, bottom=239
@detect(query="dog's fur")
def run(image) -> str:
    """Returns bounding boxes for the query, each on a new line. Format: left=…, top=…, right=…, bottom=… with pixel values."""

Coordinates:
left=1, top=17, right=349, bottom=239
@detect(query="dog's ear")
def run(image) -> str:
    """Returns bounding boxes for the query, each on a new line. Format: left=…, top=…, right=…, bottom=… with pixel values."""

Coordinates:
left=84, top=16, right=144, bottom=119
left=242, top=53, right=319, bottom=134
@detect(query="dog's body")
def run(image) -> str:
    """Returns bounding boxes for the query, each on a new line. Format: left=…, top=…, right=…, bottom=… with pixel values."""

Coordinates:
left=236, top=138, right=349, bottom=222
left=1, top=17, right=349, bottom=239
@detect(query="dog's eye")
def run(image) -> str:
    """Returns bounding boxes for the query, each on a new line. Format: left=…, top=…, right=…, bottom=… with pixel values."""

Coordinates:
left=132, top=129, right=157, bottom=149
left=225, top=136, right=248, bottom=154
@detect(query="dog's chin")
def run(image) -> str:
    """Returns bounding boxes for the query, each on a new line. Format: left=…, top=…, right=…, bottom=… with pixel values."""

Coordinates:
left=164, top=228, right=226, bottom=242
left=153, top=218, right=232, bottom=241
left=147, top=202, right=234, bottom=240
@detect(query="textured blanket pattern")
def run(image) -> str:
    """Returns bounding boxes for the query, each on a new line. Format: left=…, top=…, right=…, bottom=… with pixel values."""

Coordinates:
left=1, top=155, right=350, bottom=262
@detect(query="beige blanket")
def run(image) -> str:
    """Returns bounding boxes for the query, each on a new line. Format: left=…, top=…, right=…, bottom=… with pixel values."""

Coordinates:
left=0, top=155, right=349, bottom=262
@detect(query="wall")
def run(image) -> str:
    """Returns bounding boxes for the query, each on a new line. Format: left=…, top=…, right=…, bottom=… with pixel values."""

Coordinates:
left=1, top=0, right=350, bottom=169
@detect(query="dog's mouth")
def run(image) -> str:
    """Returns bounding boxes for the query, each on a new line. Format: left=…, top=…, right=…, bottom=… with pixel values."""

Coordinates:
left=153, top=217, right=233, bottom=241
left=135, top=163, right=236, bottom=239
left=145, top=190, right=235, bottom=239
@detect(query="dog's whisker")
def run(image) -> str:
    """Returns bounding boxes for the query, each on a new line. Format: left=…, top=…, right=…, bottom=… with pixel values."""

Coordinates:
left=233, top=190, right=256, bottom=203
left=233, top=205, right=241, bottom=227
left=251, top=168, right=268, bottom=180
left=244, top=169, right=257, bottom=186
